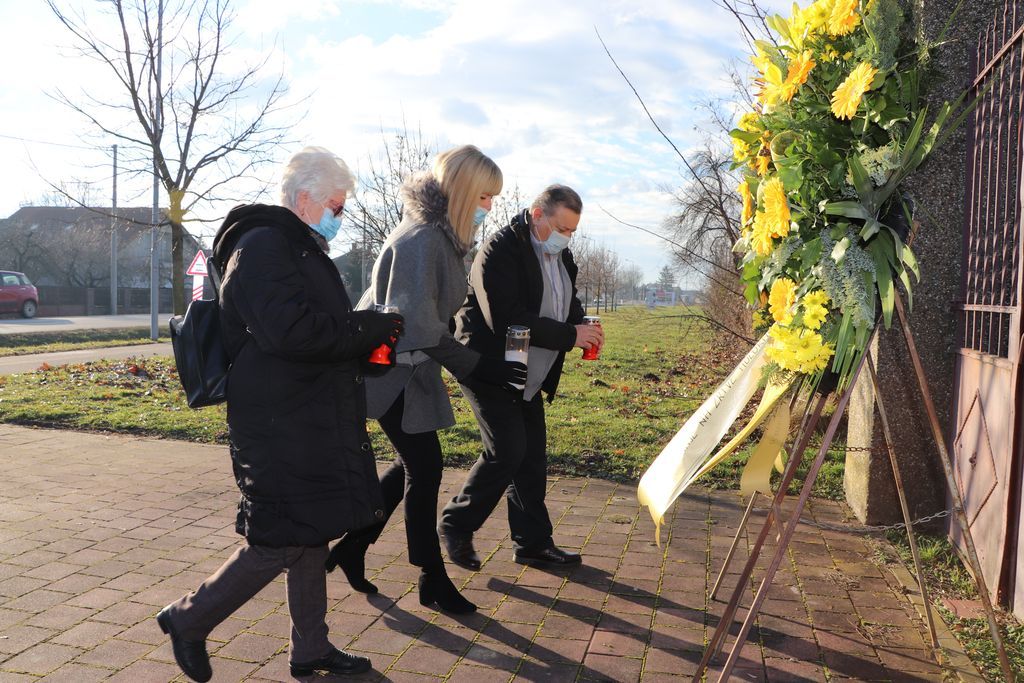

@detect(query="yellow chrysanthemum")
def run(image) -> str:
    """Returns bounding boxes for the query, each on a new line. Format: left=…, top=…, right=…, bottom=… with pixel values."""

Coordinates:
left=739, top=179, right=754, bottom=228
left=830, top=62, right=879, bottom=120
left=786, top=51, right=816, bottom=90
left=803, top=290, right=829, bottom=308
left=761, top=177, right=791, bottom=237
left=766, top=325, right=835, bottom=374
left=801, top=0, right=833, bottom=32
left=768, top=278, right=797, bottom=324
left=752, top=308, right=768, bottom=328
left=733, top=137, right=751, bottom=163
left=751, top=46, right=772, bottom=76
left=754, top=155, right=771, bottom=176
left=827, top=0, right=861, bottom=36
left=801, top=290, right=830, bottom=330
left=751, top=211, right=774, bottom=256
left=738, top=112, right=760, bottom=133
left=759, top=62, right=786, bottom=108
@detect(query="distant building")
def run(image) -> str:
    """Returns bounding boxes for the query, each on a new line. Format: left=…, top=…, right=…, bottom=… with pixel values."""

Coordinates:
left=0, top=206, right=202, bottom=315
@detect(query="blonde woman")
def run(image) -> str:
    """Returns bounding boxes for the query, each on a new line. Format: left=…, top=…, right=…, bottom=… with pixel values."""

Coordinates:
left=325, top=145, right=525, bottom=613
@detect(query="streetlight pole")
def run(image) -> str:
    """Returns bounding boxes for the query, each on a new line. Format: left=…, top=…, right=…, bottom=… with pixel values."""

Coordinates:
left=149, top=0, right=163, bottom=340
left=110, top=144, right=118, bottom=315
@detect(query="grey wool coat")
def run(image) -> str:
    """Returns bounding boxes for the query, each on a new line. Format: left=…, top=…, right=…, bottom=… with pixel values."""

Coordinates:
left=357, top=173, right=481, bottom=433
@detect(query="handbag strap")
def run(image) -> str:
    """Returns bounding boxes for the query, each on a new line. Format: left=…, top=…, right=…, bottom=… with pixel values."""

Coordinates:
left=207, top=255, right=222, bottom=301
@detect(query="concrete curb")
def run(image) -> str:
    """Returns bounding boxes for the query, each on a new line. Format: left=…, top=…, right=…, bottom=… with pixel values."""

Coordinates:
left=884, top=560, right=986, bottom=682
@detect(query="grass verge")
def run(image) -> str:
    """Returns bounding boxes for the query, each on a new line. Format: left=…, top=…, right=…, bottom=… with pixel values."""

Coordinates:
left=877, top=530, right=1024, bottom=680
left=0, top=306, right=846, bottom=496
left=0, top=327, right=170, bottom=357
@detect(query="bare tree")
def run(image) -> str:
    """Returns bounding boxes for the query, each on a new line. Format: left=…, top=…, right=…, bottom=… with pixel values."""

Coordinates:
left=348, top=124, right=436, bottom=256
left=26, top=181, right=102, bottom=208
left=0, top=221, right=47, bottom=275
left=47, top=0, right=293, bottom=314
left=663, top=136, right=743, bottom=274
left=620, top=263, right=644, bottom=302
left=481, top=182, right=524, bottom=243
left=45, top=225, right=112, bottom=287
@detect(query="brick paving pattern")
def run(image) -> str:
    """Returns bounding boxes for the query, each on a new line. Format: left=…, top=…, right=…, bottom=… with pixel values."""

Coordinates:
left=0, top=424, right=961, bottom=681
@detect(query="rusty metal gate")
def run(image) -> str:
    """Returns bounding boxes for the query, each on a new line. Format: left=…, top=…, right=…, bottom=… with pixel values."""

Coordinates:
left=954, top=0, right=1024, bottom=613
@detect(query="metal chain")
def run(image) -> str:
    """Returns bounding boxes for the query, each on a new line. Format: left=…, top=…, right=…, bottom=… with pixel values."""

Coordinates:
left=799, top=509, right=951, bottom=534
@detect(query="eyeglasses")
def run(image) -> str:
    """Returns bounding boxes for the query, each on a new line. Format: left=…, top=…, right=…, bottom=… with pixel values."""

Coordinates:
left=327, top=203, right=345, bottom=218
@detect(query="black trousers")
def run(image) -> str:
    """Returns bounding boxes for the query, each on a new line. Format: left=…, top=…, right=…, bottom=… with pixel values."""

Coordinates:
left=352, top=392, right=444, bottom=568
left=163, top=543, right=331, bottom=663
left=440, top=379, right=553, bottom=551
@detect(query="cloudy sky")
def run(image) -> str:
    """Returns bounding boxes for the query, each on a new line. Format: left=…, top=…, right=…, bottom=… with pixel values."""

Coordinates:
left=0, top=0, right=786, bottom=285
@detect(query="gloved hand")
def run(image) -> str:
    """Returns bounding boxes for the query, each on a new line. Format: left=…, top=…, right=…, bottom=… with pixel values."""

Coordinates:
left=350, top=310, right=404, bottom=349
left=470, top=356, right=527, bottom=392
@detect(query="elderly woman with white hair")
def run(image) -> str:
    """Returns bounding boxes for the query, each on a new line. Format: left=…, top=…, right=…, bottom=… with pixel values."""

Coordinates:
left=155, top=146, right=403, bottom=682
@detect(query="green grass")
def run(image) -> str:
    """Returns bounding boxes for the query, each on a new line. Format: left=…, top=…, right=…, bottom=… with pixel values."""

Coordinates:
left=0, top=327, right=170, bottom=357
left=881, top=530, right=1024, bottom=680
left=0, top=306, right=844, bottom=496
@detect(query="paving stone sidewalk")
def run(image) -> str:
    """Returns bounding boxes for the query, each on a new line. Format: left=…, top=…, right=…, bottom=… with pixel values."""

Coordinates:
left=0, top=425, right=970, bottom=682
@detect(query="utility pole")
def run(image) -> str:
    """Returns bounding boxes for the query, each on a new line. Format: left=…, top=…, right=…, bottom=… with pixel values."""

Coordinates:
left=149, top=0, right=163, bottom=340
left=360, top=207, right=367, bottom=293
left=110, top=143, right=118, bottom=315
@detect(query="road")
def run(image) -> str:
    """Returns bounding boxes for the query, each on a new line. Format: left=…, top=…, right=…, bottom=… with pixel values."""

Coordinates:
left=0, top=314, right=171, bottom=335
left=0, top=343, right=173, bottom=375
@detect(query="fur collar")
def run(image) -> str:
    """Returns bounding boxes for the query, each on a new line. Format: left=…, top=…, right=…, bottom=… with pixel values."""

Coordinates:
left=400, top=172, right=468, bottom=255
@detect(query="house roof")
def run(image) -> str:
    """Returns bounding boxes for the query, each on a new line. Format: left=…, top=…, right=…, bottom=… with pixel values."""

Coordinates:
left=7, top=206, right=167, bottom=231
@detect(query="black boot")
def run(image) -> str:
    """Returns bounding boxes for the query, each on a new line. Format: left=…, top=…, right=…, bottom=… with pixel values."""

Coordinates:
left=156, top=607, right=212, bottom=683
left=417, top=565, right=476, bottom=614
left=325, top=533, right=377, bottom=594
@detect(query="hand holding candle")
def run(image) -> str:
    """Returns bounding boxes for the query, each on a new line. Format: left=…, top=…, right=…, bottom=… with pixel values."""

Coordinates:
left=505, top=326, right=530, bottom=390
left=368, top=304, right=401, bottom=365
left=577, top=316, right=603, bottom=360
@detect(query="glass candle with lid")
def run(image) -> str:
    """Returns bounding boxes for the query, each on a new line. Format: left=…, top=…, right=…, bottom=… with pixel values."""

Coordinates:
left=505, top=325, right=530, bottom=389
left=368, top=304, right=401, bottom=365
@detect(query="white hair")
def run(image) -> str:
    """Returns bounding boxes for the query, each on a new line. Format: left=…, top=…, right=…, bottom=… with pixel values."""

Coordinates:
left=280, top=146, right=356, bottom=210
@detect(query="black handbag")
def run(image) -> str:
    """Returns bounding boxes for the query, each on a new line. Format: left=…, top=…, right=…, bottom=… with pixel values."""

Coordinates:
left=169, top=260, right=230, bottom=408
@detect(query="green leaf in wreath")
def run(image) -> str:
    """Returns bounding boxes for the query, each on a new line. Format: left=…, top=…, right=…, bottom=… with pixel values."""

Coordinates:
left=902, top=243, right=920, bottom=280
left=744, top=281, right=760, bottom=306
left=800, top=237, right=822, bottom=270
left=775, top=156, right=804, bottom=191
left=898, top=268, right=914, bottom=310
left=868, top=240, right=895, bottom=328
left=824, top=201, right=872, bottom=220
left=730, top=128, right=762, bottom=144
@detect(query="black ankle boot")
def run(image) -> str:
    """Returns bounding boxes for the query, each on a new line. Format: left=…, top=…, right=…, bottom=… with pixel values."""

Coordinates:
left=417, top=566, right=476, bottom=614
left=325, top=534, right=377, bottom=594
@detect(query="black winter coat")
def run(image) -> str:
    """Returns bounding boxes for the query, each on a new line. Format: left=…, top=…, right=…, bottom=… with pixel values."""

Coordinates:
left=211, top=204, right=385, bottom=547
left=454, top=210, right=586, bottom=401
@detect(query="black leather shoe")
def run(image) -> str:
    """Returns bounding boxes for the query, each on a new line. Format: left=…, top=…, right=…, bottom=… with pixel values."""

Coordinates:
left=513, top=545, right=582, bottom=566
left=156, top=607, right=212, bottom=683
left=290, top=646, right=372, bottom=677
left=440, top=528, right=481, bottom=570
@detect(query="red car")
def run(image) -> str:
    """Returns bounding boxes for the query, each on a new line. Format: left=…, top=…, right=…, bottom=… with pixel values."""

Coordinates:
left=0, top=271, right=38, bottom=318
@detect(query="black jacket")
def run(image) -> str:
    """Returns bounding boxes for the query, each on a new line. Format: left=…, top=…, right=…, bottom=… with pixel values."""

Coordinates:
left=211, top=204, right=385, bottom=547
left=454, top=210, right=586, bottom=401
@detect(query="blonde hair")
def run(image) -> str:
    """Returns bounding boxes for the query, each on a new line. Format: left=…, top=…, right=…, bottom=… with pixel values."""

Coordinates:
left=433, top=145, right=502, bottom=247
left=280, top=146, right=356, bottom=211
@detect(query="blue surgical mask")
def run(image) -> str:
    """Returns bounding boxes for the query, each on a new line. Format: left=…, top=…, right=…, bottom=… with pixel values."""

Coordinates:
left=473, top=207, right=488, bottom=226
left=309, top=207, right=342, bottom=243
left=541, top=229, right=571, bottom=255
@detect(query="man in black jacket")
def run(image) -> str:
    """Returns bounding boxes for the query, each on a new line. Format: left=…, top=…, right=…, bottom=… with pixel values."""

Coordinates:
left=439, top=185, right=603, bottom=569
left=155, top=147, right=402, bottom=682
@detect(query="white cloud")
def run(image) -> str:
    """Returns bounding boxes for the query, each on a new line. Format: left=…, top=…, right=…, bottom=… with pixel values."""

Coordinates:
left=0, top=0, right=773, bottom=284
